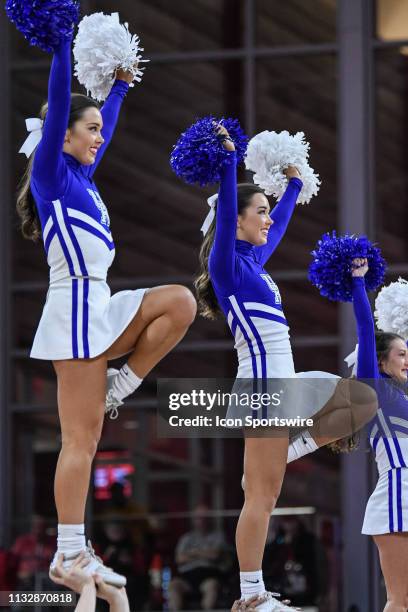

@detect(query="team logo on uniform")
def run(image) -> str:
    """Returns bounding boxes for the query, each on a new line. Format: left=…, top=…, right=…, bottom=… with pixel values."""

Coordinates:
left=260, top=274, right=282, bottom=304
left=87, top=189, right=110, bottom=227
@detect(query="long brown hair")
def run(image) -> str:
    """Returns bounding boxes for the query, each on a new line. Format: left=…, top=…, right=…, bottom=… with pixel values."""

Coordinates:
left=329, top=331, right=405, bottom=453
left=16, top=94, right=100, bottom=241
left=194, top=183, right=266, bottom=319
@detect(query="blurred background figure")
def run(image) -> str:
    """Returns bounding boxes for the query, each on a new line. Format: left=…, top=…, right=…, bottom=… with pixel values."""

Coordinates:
left=96, top=481, right=152, bottom=609
left=168, top=504, right=227, bottom=611
left=263, top=517, right=328, bottom=609
left=98, top=520, right=149, bottom=611
left=10, top=515, right=55, bottom=591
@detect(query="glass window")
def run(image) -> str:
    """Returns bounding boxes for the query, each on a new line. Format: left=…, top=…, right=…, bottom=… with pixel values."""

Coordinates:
left=376, top=0, right=408, bottom=43
left=88, top=0, right=245, bottom=52
left=255, top=56, right=338, bottom=262
left=256, top=0, right=337, bottom=47
left=375, top=48, right=408, bottom=263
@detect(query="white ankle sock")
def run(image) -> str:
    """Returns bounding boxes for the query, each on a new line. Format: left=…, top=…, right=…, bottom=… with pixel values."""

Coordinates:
left=287, top=430, right=319, bottom=463
left=57, top=524, right=86, bottom=557
left=111, top=364, right=143, bottom=401
left=240, top=570, right=265, bottom=600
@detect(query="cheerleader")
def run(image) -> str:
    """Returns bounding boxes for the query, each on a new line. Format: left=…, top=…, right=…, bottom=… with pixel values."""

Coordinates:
left=193, top=124, right=369, bottom=611
left=17, top=36, right=196, bottom=585
left=348, top=258, right=408, bottom=612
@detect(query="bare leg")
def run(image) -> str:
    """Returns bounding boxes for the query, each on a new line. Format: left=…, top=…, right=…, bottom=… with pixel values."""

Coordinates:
left=53, top=355, right=107, bottom=524
left=302, top=378, right=378, bottom=448
left=373, top=533, right=408, bottom=612
left=54, top=286, right=196, bottom=525
left=168, top=577, right=190, bottom=611
left=237, top=432, right=288, bottom=571
left=200, top=578, right=219, bottom=610
left=106, top=285, right=197, bottom=375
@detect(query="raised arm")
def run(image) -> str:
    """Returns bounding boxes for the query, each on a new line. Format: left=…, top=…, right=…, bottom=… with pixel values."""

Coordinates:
left=256, top=169, right=303, bottom=266
left=32, top=38, right=72, bottom=199
left=209, top=152, right=240, bottom=295
left=86, top=77, right=130, bottom=179
left=208, top=125, right=240, bottom=295
left=351, top=259, right=379, bottom=379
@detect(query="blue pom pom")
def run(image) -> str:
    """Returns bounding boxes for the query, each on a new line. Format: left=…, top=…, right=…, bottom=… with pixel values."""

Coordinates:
left=170, top=116, right=249, bottom=186
left=309, top=231, right=387, bottom=302
left=5, top=0, right=80, bottom=53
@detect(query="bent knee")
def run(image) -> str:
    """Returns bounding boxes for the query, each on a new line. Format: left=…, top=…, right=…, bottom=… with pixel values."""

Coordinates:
left=169, top=286, right=197, bottom=326
left=356, top=401, right=378, bottom=427
left=349, top=380, right=378, bottom=409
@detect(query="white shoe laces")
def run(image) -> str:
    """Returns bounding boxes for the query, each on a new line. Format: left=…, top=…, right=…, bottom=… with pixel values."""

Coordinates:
left=105, top=389, right=123, bottom=420
left=85, top=540, right=112, bottom=572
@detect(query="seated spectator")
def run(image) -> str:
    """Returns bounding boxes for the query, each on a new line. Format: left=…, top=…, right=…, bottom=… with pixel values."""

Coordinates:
left=10, top=515, right=55, bottom=590
left=0, top=547, right=15, bottom=591
left=98, top=481, right=152, bottom=549
left=263, top=517, right=328, bottom=607
left=168, top=504, right=227, bottom=611
left=98, top=521, right=149, bottom=610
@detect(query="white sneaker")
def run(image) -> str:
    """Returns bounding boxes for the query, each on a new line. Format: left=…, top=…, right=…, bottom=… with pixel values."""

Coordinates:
left=50, top=540, right=126, bottom=588
left=255, top=592, right=300, bottom=611
left=105, top=368, right=123, bottom=420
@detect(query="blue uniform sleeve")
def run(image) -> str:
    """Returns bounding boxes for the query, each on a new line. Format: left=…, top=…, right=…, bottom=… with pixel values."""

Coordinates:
left=352, top=277, right=379, bottom=379
left=255, top=177, right=303, bottom=266
left=86, top=79, right=129, bottom=179
left=32, top=38, right=72, bottom=200
left=208, top=154, right=241, bottom=296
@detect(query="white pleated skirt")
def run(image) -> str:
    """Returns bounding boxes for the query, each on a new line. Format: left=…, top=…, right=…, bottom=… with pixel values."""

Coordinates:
left=362, top=468, right=408, bottom=534
left=30, top=276, right=147, bottom=360
left=225, top=346, right=340, bottom=424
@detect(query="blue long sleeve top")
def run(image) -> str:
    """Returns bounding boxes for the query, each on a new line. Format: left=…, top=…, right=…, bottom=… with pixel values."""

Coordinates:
left=30, top=37, right=129, bottom=283
left=352, top=277, right=408, bottom=474
left=209, top=154, right=303, bottom=375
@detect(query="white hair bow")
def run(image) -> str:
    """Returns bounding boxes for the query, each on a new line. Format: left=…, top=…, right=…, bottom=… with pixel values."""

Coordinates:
left=19, top=118, right=44, bottom=158
left=200, top=193, right=218, bottom=235
left=344, top=343, right=359, bottom=376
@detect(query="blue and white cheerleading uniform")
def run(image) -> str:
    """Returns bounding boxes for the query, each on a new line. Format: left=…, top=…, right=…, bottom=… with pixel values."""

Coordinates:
left=209, top=154, right=339, bottom=422
left=352, top=277, right=408, bottom=534
left=30, top=38, right=147, bottom=360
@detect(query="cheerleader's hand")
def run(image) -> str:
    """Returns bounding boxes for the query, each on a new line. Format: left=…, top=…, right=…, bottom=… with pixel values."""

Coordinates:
left=352, top=257, right=369, bottom=277
left=231, top=596, right=265, bottom=611
left=50, top=553, right=93, bottom=594
left=94, top=574, right=129, bottom=606
left=115, top=62, right=139, bottom=84
left=283, top=165, right=301, bottom=180
left=214, top=122, right=236, bottom=152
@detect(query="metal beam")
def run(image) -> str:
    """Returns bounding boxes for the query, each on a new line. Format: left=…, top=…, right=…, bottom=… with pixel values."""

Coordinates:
left=0, top=11, right=12, bottom=547
left=10, top=334, right=341, bottom=362
left=244, top=0, right=256, bottom=137
left=12, top=263, right=408, bottom=293
left=10, top=42, right=339, bottom=73
left=338, top=1, right=376, bottom=610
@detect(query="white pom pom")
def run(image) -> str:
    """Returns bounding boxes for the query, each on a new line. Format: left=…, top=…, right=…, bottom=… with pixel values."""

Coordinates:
left=73, top=12, right=148, bottom=102
left=375, top=277, right=408, bottom=339
left=244, top=130, right=321, bottom=205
